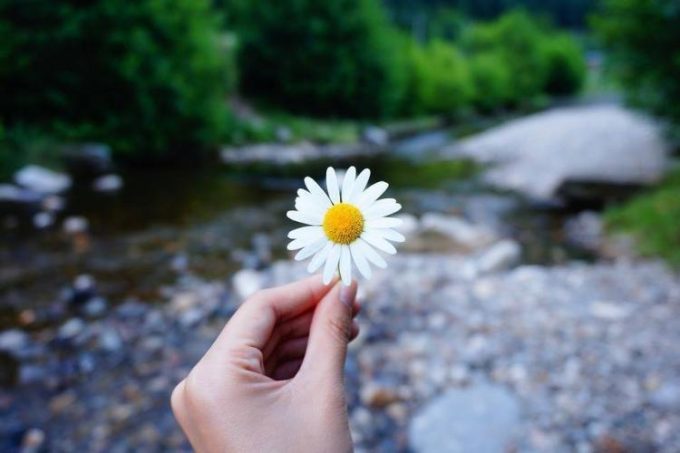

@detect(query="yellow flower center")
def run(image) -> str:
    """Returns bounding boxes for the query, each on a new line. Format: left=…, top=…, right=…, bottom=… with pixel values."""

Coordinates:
left=322, top=203, right=364, bottom=245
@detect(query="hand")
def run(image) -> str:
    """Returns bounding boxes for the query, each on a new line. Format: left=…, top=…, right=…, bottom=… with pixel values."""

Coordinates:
left=171, top=275, right=360, bottom=453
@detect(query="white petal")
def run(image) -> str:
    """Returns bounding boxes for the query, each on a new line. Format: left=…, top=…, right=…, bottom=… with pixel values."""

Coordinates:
left=356, top=181, right=389, bottom=209
left=326, top=167, right=340, bottom=204
left=354, top=238, right=387, bottom=269
left=365, top=200, right=401, bottom=219
left=347, top=169, right=370, bottom=203
left=295, top=197, right=327, bottom=219
left=350, top=241, right=372, bottom=279
left=376, top=228, right=405, bottom=243
left=304, top=177, right=332, bottom=208
left=361, top=230, right=397, bottom=254
left=295, top=238, right=327, bottom=261
left=288, top=226, right=323, bottom=239
left=365, top=217, right=403, bottom=229
left=308, top=242, right=333, bottom=273
left=323, top=244, right=341, bottom=284
left=287, top=210, right=322, bottom=225
left=339, top=245, right=352, bottom=286
left=287, top=228, right=324, bottom=250
left=341, top=166, right=356, bottom=203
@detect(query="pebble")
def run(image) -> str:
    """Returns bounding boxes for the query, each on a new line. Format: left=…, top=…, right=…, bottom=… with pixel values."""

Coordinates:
left=0, top=330, right=30, bottom=358
left=57, top=318, right=85, bottom=340
left=232, top=269, right=264, bottom=299
left=15, top=165, right=71, bottom=194
left=32, top=211, right=54, bottom=229
left=360, top=382, right=401, bottom=408
left=63, top=216, right=89, bottom=235
left=92, top=174, right=123, bottom=192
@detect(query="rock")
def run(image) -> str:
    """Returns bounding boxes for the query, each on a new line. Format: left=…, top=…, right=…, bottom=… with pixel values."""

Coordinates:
left=275, top=126, right=292, bottom=143
left=70, top=274, right=97, bottom=305
left=32, top=211, right=54, bottom=229
left=92, top=174, right=123, bottom=192
left=564, top=211, right=603, bottom=251
left=62, top=143, right=112, bottom=176
left=21, top=427, right=46, bottom=452
left=15, top=165, right=71, bottom=194
left=62, top=216, right=89, bottom=235
left=590, top=301, right=630, bottom=320
left=42, top=195, right=65, bottom=212
left=442, top=105, right=669, bottom=202
left=409, top=384, right=521, bottom=453
left=82, top=297, right=108, bottom=318
left=469, top=240, right=521, bottom=276
left=360, top=381, right=401, bottom=408
left=233, top=269, right=264, bottom=299
left=393, top=213, right=419, bottom=237
left=98, top=328, right=123, bottom=352
left=420, top=213, right=496, bottom=250
left=0, top=184, right=42, bottom=205
left=649, top=382, right=680, bottom=410
left=58, top=318, right=85, bottom=340
left=0, top=329, right=30, bottom=357
left=361, top=126, right=389, bottom=146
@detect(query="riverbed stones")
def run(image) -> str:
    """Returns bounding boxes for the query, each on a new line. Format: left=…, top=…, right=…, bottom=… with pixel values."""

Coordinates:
left=409, top=384, right=521, bottom=453
left=92, top=174, right=123, bottom=192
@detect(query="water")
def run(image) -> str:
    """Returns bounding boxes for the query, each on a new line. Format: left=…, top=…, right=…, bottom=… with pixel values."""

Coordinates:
left=0, top=138, right=594, bottom=331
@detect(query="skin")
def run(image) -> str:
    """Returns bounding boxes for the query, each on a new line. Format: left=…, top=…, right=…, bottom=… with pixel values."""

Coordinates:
left=171, top=275, right=360, bottom=453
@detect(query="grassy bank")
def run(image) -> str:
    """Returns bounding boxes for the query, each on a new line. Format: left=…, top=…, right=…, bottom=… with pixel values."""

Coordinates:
left=605, top=167, right=680, bottom=266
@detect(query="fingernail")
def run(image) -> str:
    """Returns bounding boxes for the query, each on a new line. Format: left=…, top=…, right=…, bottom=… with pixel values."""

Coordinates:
left=339, top=282, right=355, bottom=308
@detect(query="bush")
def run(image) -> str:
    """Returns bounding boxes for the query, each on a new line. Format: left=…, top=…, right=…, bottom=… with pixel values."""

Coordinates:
left=469, top=52, right=512, bottom=111
left=232, top=0, right=405, bottom=118
left=401, top=39, right=474, bottom=116
left=0, top=0, right=232, bottom=158
left=461, top=10, right=550, bottom=105
left=594, top=0, right=680, bottom=137
left=541, top=34, right=586, bottom=95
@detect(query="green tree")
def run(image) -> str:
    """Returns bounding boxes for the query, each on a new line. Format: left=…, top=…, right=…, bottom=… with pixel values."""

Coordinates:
left=0, top=0, right=232, bottom=158
left=232, top=0, right=405, bottom=118
left=540, top=34, right=586, bottom=96
left=594, top=0, right=680, bottom=136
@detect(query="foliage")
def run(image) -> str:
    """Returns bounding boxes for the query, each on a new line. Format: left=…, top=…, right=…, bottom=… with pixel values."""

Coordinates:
left=468, top=52, right=512, bottom=111
left=0, top=0, right=232, bottom=158
left=401, top=39, right=474, bottom=116
left=540, top=34, right=587, bottom=95
left=0, top=125, right=61, bottom=178
left=605, top=168, right=680, bottom=266
left=231, top=112, right=360, bottom=145
left=232, top=0, right=405, bottom=118
left=461, top=10, right=550, bottom=106
left=594, top=0, right=680, bottom=138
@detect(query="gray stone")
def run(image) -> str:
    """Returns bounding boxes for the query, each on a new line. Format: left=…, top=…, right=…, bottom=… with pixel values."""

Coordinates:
left=0, top=184, right=41, bottom=204
left=92, top=174, right=123, bottom=192
left=32, top=211, right=54, bottom=229
left=409, top=384, right=521, bottom=453
left=63, top=216, right=89, bottom=235
left=420, top=213, right=496, bottom=250
left=232, top=269, right=264, bottom=300
left=15, top=165, right=71, bottom=194
left=0, top=329, right=30, bottom=356
left=441, top=105, right=669, bottom=201
left=58, top=318, right=85, bottom=340
left=361, top=126, right=389, bottom=146
left=471, top=240, right=521, bottom=275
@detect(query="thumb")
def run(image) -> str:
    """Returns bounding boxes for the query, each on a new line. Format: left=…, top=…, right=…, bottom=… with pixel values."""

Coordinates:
left=299, top=280, right=357, bottom=384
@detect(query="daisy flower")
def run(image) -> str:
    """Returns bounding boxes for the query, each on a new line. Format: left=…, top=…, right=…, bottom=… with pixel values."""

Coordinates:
left=287, top=166, right=404, bottom=285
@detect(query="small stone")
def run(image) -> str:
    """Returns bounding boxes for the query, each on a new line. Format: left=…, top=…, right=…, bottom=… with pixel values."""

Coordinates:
left=590, top=301, right=630, bottom=320
left=49, top=391, right=76, bottom=413
left=394, top=213, right=419, bottom=237
left=63, top=216, right=89, bottom=235
left=473, top=240, right=521, bottom=275
left=233, top=269, right=264, bottom=300
left=98, top=328, right=123, bottom=352
left=92, top=174, right=123, bottom=192
left=0, top=329, right=30, bottom=357
left=275, top=126, right=292, bottom=143
left=649, top=382, right=680, bottom=409
left=420, top=213, right=496, bottom=250
left=69, top=274, right=97, bottom=306
left=0, top=184, right=41, bottom=204
left=58, top=318, right=85, bottom=340
left=360, top=382, right=400, bottom=408
left=361, top=126, right=389, bottom=146
left=42, top=194, right=65, bottom=211
left=32, top=211, right=54, bottom=229
left=82, top=297, right=107, bottom=318
left=21, top=427, right=46, bottom=452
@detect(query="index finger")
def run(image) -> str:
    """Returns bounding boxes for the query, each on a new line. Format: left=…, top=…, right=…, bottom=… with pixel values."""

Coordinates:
left=215, top=274, right=336, bottom=353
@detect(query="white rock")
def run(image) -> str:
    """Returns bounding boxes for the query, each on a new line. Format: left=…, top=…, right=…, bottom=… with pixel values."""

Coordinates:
left=420, top=213, right=496, bottom=250
left=474, top=240, right=521, bottom=275
left=393, top=213, right=419, bottom=237
left=63, top=216, right=89, bottom=234
left=32, top=211, right=54, bottom=229
left=590, top=301, right=630, bottom=320
left=15, top=165, right=71, bottom=194
left=233, top=269, right=264, bottom=300
left=92, top=174, right=123, bottom=192
left=0, top=329, right=30, bottom=355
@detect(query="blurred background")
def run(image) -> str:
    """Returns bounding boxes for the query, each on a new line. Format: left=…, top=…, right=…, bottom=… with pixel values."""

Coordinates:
left=1, top=0, right=679, bottom=451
